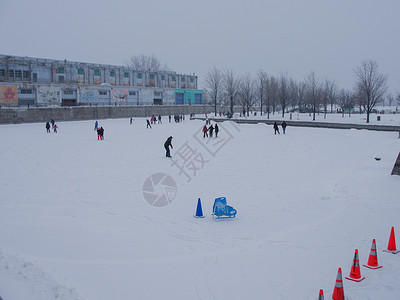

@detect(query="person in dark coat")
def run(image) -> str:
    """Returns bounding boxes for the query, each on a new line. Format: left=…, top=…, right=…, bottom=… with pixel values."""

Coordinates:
left=97, top=127, right=104, bottom=140
left=208, top=124, right=214, bottom=137
left=164, top=136, right=173, bottom=157
left=46, top=122, right=51, bottom=133
left=99, top=127, right=104, bottom=140
left=273, top=122, right=280, bottom=135
left=282, top=121, right=287, bottom=134
left=215, top=123, right=219, bottom=137
left=146, top=119, right=152, bottom=128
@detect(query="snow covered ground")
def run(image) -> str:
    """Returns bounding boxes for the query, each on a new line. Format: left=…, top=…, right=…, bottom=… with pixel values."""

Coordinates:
left=0, top=113, right=399, bottom=300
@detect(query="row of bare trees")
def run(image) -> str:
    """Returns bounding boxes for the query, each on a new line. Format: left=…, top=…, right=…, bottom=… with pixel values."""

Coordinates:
left=205, top=60, right=390, bottom=123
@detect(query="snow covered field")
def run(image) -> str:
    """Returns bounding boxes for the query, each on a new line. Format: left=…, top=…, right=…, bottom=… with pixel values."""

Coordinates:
left=0, top=114, right=399, bottom=300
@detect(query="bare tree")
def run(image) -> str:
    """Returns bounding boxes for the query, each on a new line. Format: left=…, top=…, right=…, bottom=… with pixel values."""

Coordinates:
left=269, top=76, right=279, bottom=115
left=264, top=76, right=278, bottom=118
left=126, top=54, right=169, bottom=71
left=297, top=81, right=307, bottom=112
left=387, top=93, right=394, bottom=107
left=321, top=79, right=337, bottom=118
left=337, top=89, right=354, bottom=117
left=304, top=71, right=320, bottom=121
left=224, top=70, right=240, bottom=113
left=256, top=70, right=267, bottom=116
left=288, top=78, right=298, bottom=112
left=205, top=66, right=223, bottom=116
left=278, top=73, right=292, bottom=118
left=238, top=73, right=256, bottom=116
left=354, top=60, right=388, bottom=123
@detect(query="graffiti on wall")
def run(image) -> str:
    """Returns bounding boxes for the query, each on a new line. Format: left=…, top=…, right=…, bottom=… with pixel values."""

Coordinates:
left=111, top=89, right=128, bottom=103
left=37, top=86, right=61, bottom=105
left=163, top=90, right=175, bottom=104
left=79, top=88, right=98, bottom=103
left=1, top=86, right=18, bottom=104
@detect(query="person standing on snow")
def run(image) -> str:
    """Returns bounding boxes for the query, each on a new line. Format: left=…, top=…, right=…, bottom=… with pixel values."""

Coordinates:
left=208, top=124, right=214, bottom=137
left=164, top=136, right=173, bottom=158
left=46, top=121, right=51, bottom=133
left=94, top=120, right=98, bottom=131
left=99, top=127, right=104, bottom=140
left=202, top=124, right=209, bottom=138
left=53, top=123, right=58, bottom=133
left=282, top=121, right=287, bottom=134
left=273, top=122, right=280, bottom=135
left=215, top=123, right=219, bottom=137
left=146, top=119, right=152, bottom=128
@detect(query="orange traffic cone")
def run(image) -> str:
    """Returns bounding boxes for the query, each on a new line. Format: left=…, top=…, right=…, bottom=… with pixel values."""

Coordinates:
left=318, top=289, right=324, bottom=300
left=383, top=226, right=400, bottom=254
left=363, top=239, right=382, bottom=269
left=332, top=268, right=345, bottom=300
left=345, top=249, right=365, bottom=282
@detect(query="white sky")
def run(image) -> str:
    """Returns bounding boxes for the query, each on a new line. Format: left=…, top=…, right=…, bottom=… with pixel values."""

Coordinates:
left=1, top=0, right=399, bottom=95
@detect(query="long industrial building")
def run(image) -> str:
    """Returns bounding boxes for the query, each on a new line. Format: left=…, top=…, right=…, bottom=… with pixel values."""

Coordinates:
left=0, top=54, right=203, bottom=107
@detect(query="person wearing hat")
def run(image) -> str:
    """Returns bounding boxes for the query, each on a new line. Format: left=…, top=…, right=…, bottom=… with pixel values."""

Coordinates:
left=164, top=136, right=173, bottom=158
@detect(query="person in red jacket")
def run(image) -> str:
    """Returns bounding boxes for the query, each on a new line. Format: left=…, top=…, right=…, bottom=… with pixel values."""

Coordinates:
left=202, top=124, right=208, bottom=138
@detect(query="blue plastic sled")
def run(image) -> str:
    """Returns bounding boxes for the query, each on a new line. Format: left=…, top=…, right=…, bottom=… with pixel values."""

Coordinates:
left=212, top=197, right=237, bottom=219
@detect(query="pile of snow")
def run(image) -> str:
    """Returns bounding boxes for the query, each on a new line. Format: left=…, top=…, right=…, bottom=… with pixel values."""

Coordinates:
left=0, top=116, right=399, bottom=299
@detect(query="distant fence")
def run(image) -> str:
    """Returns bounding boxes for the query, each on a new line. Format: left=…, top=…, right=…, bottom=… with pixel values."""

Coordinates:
left=0, top=105, right=218, bottom=124
left=193, top=117, right=400, bottom=132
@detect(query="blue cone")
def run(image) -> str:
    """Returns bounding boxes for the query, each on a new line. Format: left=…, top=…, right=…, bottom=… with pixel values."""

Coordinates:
left=194, top=198, right=205, bottom=218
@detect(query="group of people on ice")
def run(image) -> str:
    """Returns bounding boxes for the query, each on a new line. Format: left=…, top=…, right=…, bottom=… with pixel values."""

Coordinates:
left=202, top=123, right=219, bottom=138
left=273, top=121, right=287, bottom=135
left=146, top=114, right=186, bottom=129
left=45, top=119, right=58, bottom=133
left=94, top=120, right=104, bottom=140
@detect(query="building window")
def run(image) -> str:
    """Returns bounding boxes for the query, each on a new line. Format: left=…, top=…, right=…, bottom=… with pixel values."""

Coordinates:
left=23, top=71, right=30, bottom=80
left=172, top=76, right=176, bottom=81
left=15, top=70, right=22, bottom=78
left=124, top=72, right=129, bottom=78
left=110, top=71, right=115, bottom=77
left=78, top=68, right=84, bottom=75
left=150, top=74, right=155, bottom=80
left=181, top=76, right=185, bottom=81
left=137, top=73, right=142, bottom=79
left=58, top=67, right=64, bottom=74
left=154, top=91, right=162, bottom=97
left=129, top=91, right=136, bottom=96
left=33, top=73, right=37, bottom=82
left=8, top=70, right=14, bottom=77
left=0, top=69, right=5, bottom=76
left=94, top=70, right=100, bottom=76
left=99, top=91, right=108, bottom=95
left=161, top=75, right=165, bottom=80
left=63, top=90, right=74, bottom=95
left=190, top=77, right=194, bottom=83
left=59, top=76, right=65, bottom=83
left=20, top=89, right=33, bottom=94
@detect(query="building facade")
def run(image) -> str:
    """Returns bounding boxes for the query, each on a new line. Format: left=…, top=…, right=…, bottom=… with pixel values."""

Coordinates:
left=0, top=55, right=203, bottom=107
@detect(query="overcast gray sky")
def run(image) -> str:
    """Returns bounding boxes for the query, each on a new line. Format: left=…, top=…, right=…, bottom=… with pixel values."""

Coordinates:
left=1, top=0, right=399, bottom=96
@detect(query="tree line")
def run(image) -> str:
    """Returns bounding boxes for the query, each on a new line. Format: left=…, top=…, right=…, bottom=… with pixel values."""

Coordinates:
left=125, top=55, right=397, bottom=124
left=205, top=60, right=395, bottom=123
